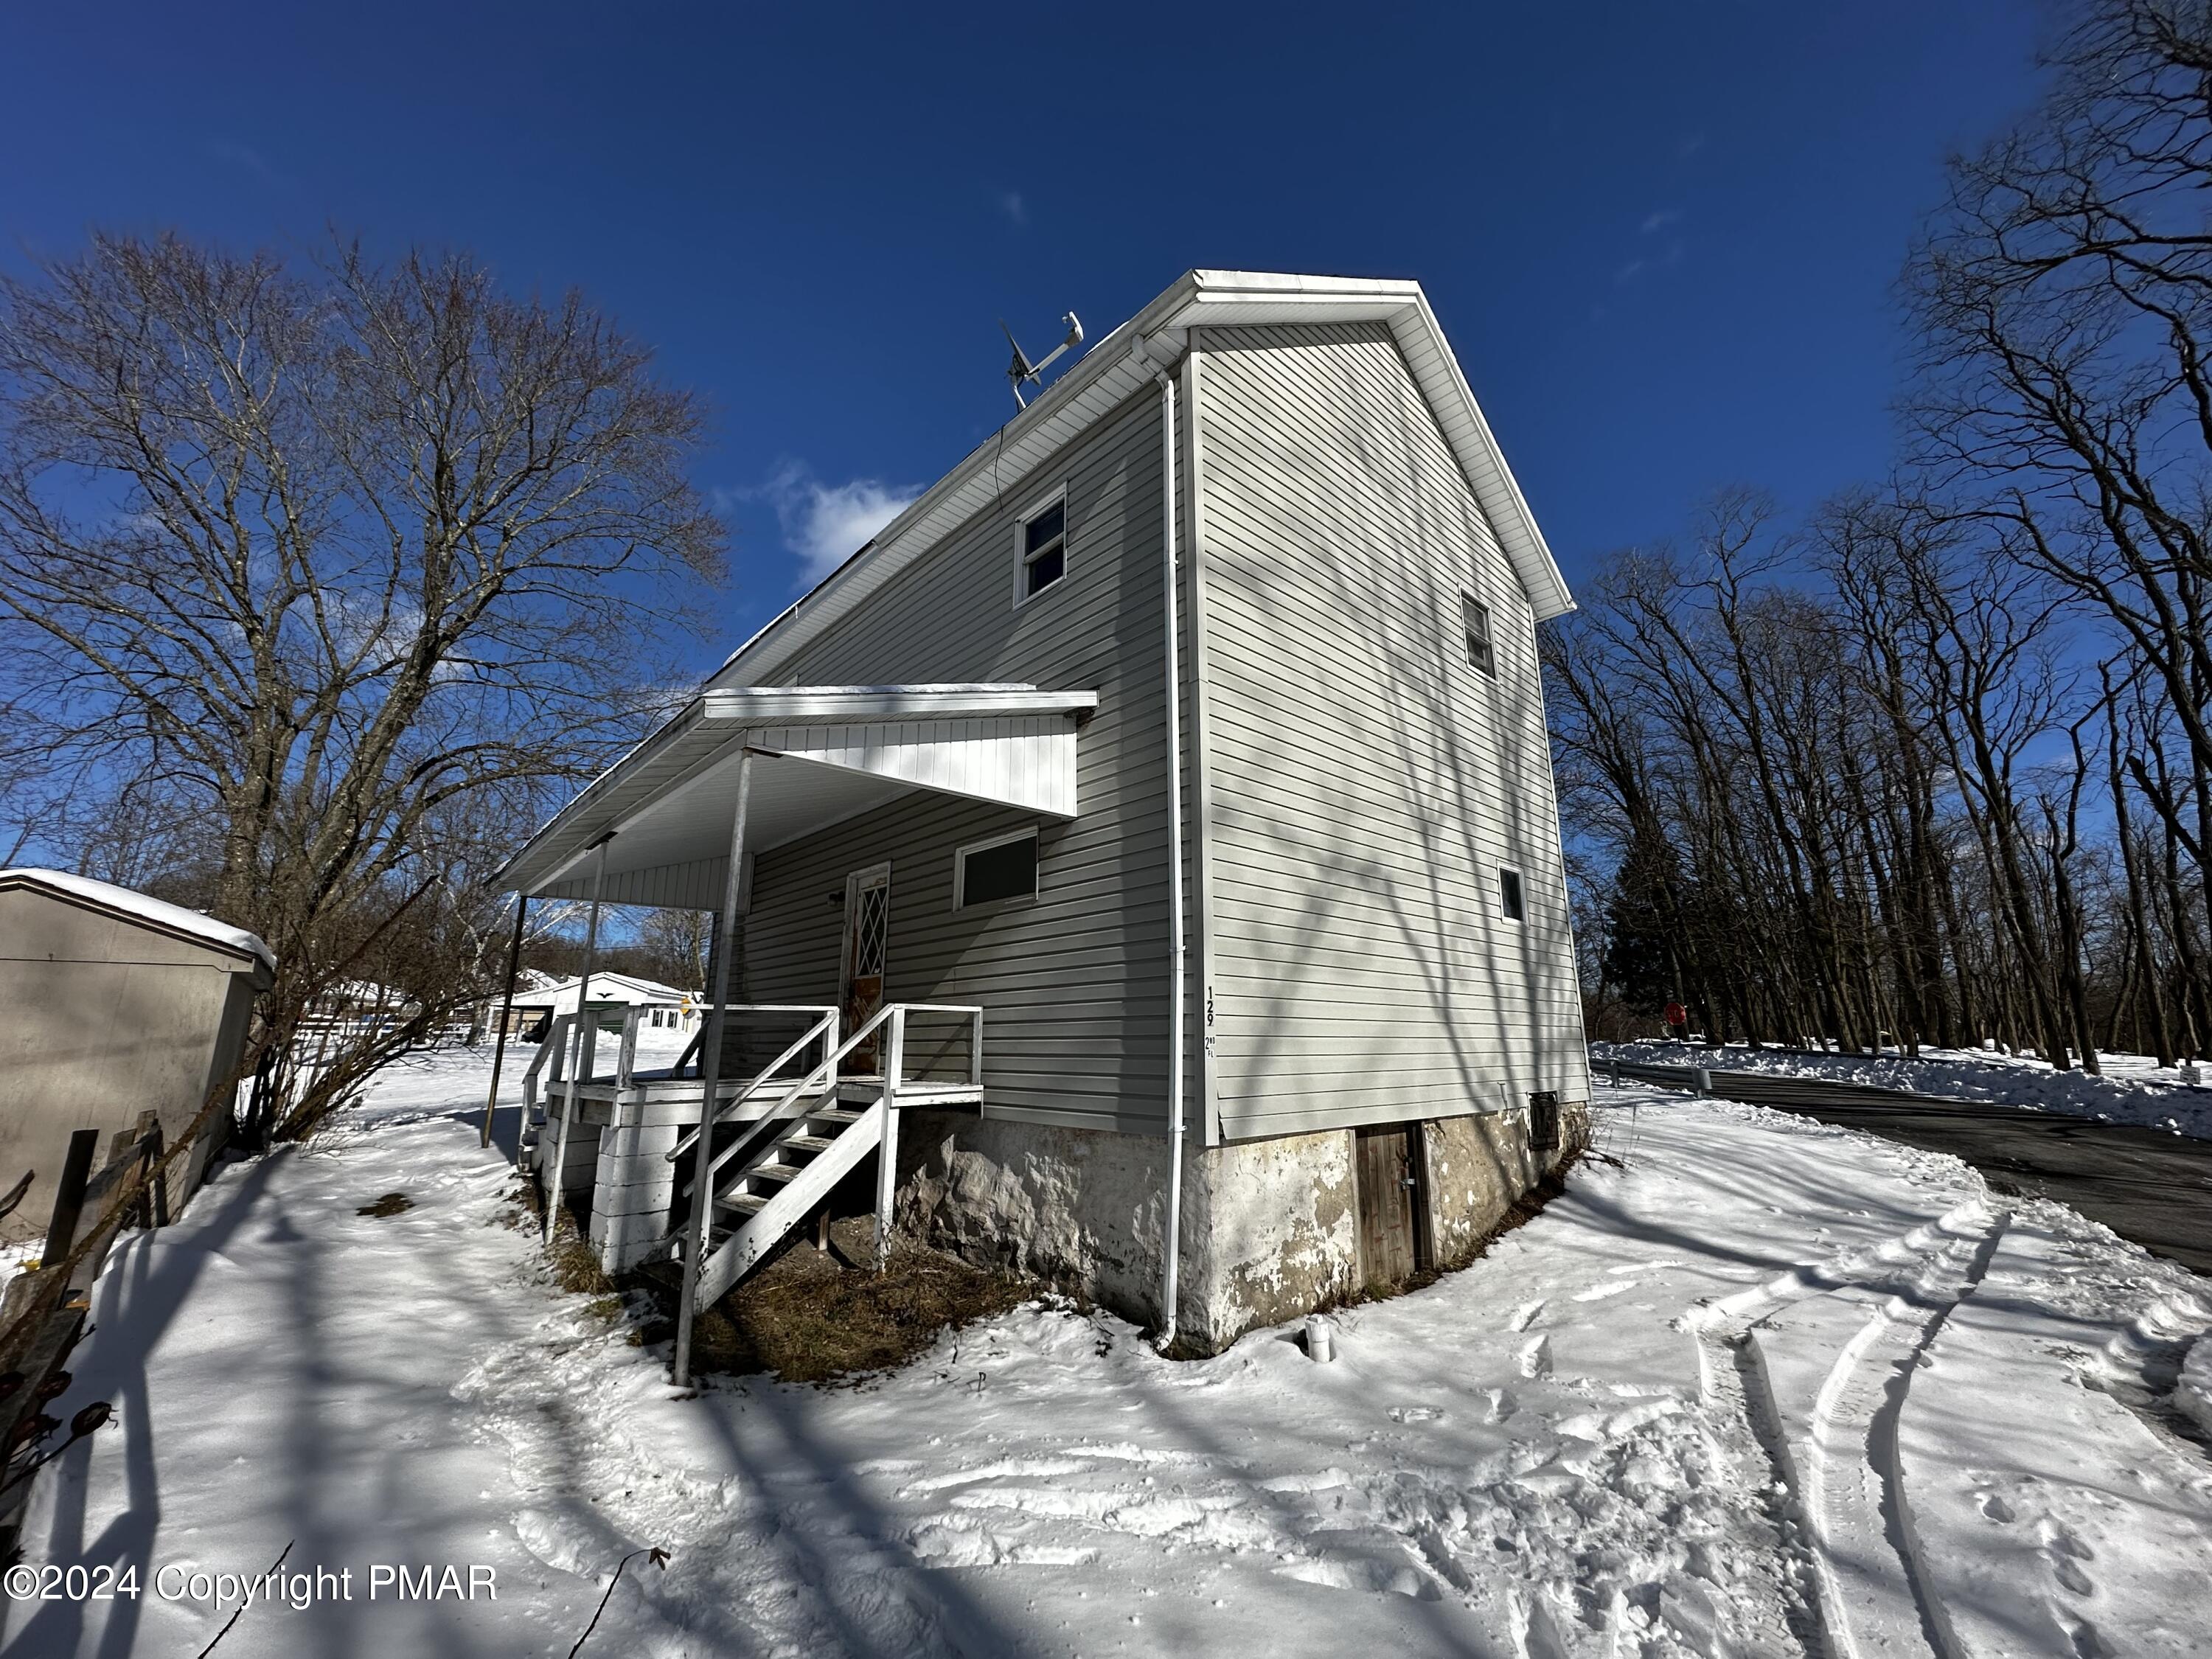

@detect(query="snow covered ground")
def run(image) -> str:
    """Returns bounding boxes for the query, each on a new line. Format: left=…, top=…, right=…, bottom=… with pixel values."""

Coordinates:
left=1596, top=1037, right=2212, bottom=1140
left=10, top=1048, right=2212, bottom=1658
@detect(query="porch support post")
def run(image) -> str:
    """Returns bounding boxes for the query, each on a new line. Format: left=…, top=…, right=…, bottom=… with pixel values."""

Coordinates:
left=544, top=837, right=611, bottom=1244
left=481, top=894, right=529, bottom=1149
left=875, top=1006, right=905, bottom=1270
left=675, top=748, right=754, bottom=1388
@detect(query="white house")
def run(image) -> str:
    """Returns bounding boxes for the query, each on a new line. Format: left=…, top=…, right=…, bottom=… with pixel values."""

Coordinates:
left=507, top=972, right=698, bottom=1040
left=498, top=271, right=1589, bottom=1368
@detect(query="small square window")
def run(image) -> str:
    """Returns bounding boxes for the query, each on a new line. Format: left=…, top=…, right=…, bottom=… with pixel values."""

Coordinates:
left=1018, top=495, right=1067, bottom=602
left=956, top=829, right=1040, bottom=911
left=1463, top=594, right=1495, bottom=676
left=1499, top=867, right=1525, bottom=922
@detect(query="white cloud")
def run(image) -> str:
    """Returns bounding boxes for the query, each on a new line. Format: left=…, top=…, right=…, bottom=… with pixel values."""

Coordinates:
left=1640, top=209, right=1683, bottom=234
left=1000, top=190, right=1026, bottom=226
left=745, top=463, right=919, bottom=584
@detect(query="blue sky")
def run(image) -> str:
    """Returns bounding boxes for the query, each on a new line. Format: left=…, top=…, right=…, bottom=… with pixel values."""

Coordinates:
left=4, top=2, right=2042, bottom=665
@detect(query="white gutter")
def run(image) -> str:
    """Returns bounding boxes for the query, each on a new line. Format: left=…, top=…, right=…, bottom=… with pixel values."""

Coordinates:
left=1141, top=337, right=1189, bottom=1351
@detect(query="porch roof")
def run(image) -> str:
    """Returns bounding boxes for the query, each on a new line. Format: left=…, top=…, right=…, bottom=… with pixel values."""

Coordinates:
left=498, top=684, right=1099, bottom=910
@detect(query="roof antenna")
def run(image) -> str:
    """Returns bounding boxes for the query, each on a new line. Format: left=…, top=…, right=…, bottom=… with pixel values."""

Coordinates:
left=1002, top=311, right=1084, bottom=408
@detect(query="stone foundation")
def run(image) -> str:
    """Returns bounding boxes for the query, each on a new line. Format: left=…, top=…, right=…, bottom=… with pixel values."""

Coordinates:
left=1422, top=1100, right=1588, bottom=1269
left=897, top=1102, right=1587, bottom=1356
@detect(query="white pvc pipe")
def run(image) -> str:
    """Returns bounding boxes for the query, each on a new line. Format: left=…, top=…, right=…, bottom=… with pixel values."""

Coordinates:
left=1152, top=357, right=1189, bottom=1351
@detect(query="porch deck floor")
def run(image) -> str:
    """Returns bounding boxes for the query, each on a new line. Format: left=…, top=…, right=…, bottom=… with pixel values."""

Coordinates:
left=544, top=1074, right=984, bottom=1127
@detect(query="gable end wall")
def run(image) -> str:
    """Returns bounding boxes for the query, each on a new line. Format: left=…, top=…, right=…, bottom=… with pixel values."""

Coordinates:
left=1194, top=321, right=1589, bottom=1141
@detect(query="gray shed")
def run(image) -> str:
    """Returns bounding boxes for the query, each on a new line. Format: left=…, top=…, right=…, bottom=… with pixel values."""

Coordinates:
left=0, top=869, right=274, bottom=1241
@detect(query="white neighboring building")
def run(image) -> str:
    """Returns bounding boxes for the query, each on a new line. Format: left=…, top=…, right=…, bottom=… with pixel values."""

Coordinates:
left=508, top=972, right=699, bottom=1040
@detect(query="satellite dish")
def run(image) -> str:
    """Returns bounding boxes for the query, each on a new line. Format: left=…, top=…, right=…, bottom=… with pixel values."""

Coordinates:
left=1002, top=311, right=1085, bottom=408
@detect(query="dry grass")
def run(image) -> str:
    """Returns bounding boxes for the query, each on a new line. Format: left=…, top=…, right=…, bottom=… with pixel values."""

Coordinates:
left=509, top=1175, right=619, bottom=1298
left=635, top=1217, right=1031, bottom=1386
left=355, top=1192, right=414, bottom=1218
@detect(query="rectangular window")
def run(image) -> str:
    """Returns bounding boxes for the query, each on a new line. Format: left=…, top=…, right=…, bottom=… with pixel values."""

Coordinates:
left=1018, top=494, right=1067, bottom=602
left=1499, top=866, right=1525, bottom=923
left=956, top=829, right=1040, bottom=911
left=1463, top=594, right=1495, bottom=676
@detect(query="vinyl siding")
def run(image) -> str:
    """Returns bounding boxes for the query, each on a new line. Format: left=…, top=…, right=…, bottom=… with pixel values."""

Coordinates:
left=1194, top=321, right=1589, bottom=1141
left=735, top=387, right=1183, bottom=1135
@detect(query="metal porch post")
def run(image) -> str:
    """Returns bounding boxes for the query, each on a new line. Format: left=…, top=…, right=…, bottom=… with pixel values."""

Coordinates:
left=544, top=838, right=611, bottom=1244
left=675, top=749, right=754, bottom=1388
left=481, top=894, right=529, bottom=1149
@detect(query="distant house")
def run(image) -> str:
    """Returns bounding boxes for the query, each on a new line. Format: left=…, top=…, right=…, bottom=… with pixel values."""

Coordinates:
left=499, top=271, right=1589, bottom=1356
left=0, top=869, right=273, bottom=1240
left=507, top=972, right=698, bottom=1042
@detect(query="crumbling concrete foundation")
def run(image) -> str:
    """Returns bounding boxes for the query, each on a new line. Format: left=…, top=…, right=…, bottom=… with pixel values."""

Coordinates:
left=897, top=1100, right=1587, bottom=1356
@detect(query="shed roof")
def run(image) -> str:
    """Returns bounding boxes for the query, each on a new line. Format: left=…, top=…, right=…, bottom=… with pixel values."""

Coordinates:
left=0, top=868, right=276, bottom=973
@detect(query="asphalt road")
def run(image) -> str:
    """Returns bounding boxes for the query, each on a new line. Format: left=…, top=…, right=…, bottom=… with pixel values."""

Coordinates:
left=1606, top=1059, right=2212, bottom=1278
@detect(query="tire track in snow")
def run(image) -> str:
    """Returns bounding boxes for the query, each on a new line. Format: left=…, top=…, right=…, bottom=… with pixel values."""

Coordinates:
left=1851, top=1209, right=2008, bottom=1659
left=1686, top=1325, right=1824, bottom=1658
left=1692, top=1198, right=2010, bottom=1659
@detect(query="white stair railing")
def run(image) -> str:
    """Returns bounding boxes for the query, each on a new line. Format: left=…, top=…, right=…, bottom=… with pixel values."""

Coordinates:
left=676, top=1003, right=984, bottom=1314
left=521, top=1012, right=574, bottom=1125
left=664, top=1006, right=841, bottom=1166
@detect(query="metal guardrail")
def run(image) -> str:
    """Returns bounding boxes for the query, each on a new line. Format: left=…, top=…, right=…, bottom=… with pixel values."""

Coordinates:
left=1597, top=1055, right=1986, bottom=1113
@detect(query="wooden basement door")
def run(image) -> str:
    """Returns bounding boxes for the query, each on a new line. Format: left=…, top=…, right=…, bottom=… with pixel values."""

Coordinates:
left=1354, top=1123, right=1428, bottom=1289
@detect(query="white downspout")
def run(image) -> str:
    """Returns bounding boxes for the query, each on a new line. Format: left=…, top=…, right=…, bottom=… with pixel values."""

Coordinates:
left=1148, top=349, right=1189, bottom=1351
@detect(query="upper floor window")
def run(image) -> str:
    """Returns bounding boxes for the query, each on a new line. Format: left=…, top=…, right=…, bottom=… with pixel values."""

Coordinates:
left=1017, top=493, right=1067, bottom=603
left=1499, top=866, right=1525, bottom=923
left=1463, top=594, right=1496, bottom=677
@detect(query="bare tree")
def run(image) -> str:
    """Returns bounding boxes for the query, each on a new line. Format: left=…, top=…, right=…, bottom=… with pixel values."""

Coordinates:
left=0, top=232, right=726, bottom=1134
left=1912, top=0, right=2212, bottom=928
left=637, top=906, right=712, bottom=990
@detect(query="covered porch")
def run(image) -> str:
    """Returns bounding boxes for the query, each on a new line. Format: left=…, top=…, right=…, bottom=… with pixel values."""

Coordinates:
left=494, top=682, right=1096, bottom=1380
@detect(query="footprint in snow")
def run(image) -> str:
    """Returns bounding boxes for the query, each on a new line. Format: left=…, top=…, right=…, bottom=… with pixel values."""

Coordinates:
left=1519, top=1335, right=1552, bottom=1379
left=1508, top=1300, right=1545, bottom=1332
left=2040, top=1521, right=2096, bottom=1596
left=1387, top=1405, right=1443, bottom=1425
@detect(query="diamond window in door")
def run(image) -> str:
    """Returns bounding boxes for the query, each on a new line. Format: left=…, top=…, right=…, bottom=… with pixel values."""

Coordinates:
left=843, top=864, right=891, bottom=1074
left=854, top=883, right=888, bottom=978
